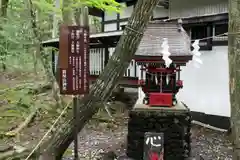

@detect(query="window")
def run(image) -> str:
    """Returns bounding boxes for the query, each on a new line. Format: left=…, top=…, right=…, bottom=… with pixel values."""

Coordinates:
left=214, top=23, right=228, bottom=42
left=191, top=25, right=212, bottom=50
left=191, top=25, right=208, bottom=39
left=104, top=12, right=117, bottom=21
left=215, top=23, right=228, bottom=35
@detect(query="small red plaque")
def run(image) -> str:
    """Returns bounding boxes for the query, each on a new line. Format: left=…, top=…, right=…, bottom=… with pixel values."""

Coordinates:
left=149, top=93, right=173, bottom=107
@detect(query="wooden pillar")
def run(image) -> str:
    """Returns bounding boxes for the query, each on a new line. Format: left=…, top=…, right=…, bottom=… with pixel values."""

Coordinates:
left=137, top=65, right=142, bottom=101
left=51, top=49, right=56, bottom=75
left=134, top=60, right=137, bottom=77
left=101, top=12, right=104, bottom=32
left=137, top=64, right=146, bottom=104
left=207, top=24, right=213, bottom=50
left=104, top=46, right=109, bottom=66
left=117, top=13, right=120, bottom=30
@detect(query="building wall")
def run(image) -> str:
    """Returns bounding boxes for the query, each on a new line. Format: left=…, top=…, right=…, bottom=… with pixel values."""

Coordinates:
left=153, top=6, right=169, bottom=19
left=102, top=3, right=169, bottom=76
left=104, top=3, right=168, bottom=32
left=169, top=0, right=228, bottom=19
left=119, top=4, right=169, bottom=19
left=119, top=5, right=134, bottom=19
left=177, top=46, right=230, bottom=118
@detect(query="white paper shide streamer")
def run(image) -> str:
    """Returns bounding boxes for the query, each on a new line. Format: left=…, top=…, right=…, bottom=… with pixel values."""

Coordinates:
left=192, top=40, right=202, bottom=68
left=137, top=65, right=146, bottom=104
left=161, top=38, right=172, bottom=67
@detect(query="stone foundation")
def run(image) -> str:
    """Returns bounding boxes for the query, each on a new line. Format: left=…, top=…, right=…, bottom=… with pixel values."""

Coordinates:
left=126, top=102, right=191, bottom=160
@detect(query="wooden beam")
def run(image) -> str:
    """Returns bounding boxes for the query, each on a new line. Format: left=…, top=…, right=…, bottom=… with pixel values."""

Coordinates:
left=102, top=17, right=128, bottom=24
left=212, top=40, right=228, bottom=46
left=134, top=55, right=192, bottom=65
left=169, top=13, right=228, bottom=25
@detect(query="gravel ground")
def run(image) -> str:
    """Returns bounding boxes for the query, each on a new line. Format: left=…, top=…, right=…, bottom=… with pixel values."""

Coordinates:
left=191, top=125, right=232, bottom=160
left=62, top=93, right=233, bottom=160
left=62, top=116, right=232, bottom=160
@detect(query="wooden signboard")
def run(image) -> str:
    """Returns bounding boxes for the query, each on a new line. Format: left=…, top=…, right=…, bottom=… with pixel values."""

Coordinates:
left=59, top=25, right=90, bottom=95
left=143, top=132, right=164, bottom=160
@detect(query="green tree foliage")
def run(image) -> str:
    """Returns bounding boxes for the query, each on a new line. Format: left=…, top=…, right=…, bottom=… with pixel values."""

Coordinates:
left=0, top=0, right=122, bottom=145
left=33, top=0, right=123, bottom=13
left=0, top=0, right=52, bottom=72
left=0, top=0, right=122, bottom=73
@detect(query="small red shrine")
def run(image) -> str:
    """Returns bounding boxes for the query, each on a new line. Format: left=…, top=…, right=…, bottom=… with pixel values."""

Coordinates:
left=134, top=21, right=192, bottom=107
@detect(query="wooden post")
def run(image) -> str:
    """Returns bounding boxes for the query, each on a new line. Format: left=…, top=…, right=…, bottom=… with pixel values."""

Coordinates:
left=72, top=6, right=89, bottom=160
left=117, top=13, right=120, bottom=30
left=101, top=12, right=104, bottom=32
left=206, top=23, right=212, bottom=50
left=51, top=49, right=55, bottom=75
left=73, top=96, right=79, bottom=160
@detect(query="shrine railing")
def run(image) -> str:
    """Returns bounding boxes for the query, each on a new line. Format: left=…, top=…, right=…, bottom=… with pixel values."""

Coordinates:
left=52, top=47, right=138, bottom=80
left=89, top=47, right=138, bottom=78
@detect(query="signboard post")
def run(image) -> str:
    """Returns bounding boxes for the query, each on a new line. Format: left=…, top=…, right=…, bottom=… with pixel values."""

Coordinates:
left=144, top=132, right=164, bottom=160
left=59, top=7, right=89, bottom=160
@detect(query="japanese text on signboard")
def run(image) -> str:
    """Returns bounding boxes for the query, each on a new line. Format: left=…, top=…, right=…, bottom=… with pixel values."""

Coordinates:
left=59, top=25, right=89, bottom=95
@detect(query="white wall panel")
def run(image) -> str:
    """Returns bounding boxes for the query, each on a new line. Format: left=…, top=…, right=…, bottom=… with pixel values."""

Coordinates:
left=177, top=46, right=230, bottom=117
left=105, top=11, right=117, bottom=21
left=104, top=23, right=117, bottom=32
left=170, top=0, right=228, bottom=19
left=120, top=5, right=133, bottom=19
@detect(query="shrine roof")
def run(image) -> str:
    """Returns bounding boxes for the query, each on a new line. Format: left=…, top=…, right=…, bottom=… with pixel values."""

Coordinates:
left=135, top=22, right=191, bottom=57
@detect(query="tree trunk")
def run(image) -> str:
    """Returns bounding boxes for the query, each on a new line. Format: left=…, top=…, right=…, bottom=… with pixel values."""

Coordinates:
left=228, top=0, right=240, bottom=159
left=27, top=0, right=64, bottom=108
left=39, top=0, right=160, bottom=159
left=0, top=0, right=8, bottom=17
left=0, top=0, right=9, bottom=71
left=62, top=0, right=74, bottom=25
left=54, top=0, right=74, bottom=83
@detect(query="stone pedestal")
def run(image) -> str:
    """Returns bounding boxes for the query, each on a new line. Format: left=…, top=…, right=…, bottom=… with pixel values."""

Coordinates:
left=127, top=102, right=191, bottom=160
